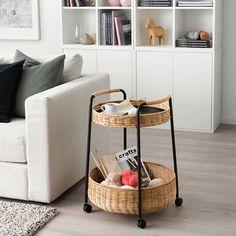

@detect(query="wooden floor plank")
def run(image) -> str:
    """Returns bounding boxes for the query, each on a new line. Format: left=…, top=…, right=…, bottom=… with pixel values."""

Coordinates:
left=35, top=125, right=236, bottom=235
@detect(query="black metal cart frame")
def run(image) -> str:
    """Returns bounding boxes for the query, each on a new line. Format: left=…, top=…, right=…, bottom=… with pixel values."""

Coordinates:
left=83, top=89, right=183, bottom=229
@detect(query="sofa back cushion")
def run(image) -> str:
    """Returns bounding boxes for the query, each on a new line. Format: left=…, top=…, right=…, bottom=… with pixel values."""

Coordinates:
left=1, top=50, right=83, bottom=83
left=38, top=53, right=83, bottom=83
left=0, top=60, right=25, bottom=122
left=14, top=51, right=65, bottom=117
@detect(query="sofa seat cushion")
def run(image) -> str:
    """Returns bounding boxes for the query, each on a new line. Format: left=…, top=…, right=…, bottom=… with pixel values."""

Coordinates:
left=0, top=118, right=26, bottom=163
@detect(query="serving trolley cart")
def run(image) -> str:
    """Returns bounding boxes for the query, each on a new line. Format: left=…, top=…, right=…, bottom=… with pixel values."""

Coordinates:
left=83, top=89, right=183, bottom=229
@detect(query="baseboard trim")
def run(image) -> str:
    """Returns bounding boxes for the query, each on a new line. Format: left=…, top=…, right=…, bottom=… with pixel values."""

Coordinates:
left=221, top=119, right=236, bottom=125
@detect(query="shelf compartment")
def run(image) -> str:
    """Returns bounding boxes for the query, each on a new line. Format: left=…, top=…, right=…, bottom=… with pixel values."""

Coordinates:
left=136, top=9, right=173, bottom=47
left=62, top=8, right=97, bottom=45
left=175, top=9, right=213, bottom=46
left=98, top=9, right=132, bottom=46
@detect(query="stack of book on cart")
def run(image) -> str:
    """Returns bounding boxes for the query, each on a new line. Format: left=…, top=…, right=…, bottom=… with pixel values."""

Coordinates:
left=138, top=0, right=172, bottom=7
left=177, top=0, right=213, bottom=7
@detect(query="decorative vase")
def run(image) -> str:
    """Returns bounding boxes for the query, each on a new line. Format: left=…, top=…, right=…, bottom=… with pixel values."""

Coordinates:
left=74, top=25, right=80, bottom=43
left=120, top=0, right=131, bottom=7
left=108, top=0, right=120, bottom=6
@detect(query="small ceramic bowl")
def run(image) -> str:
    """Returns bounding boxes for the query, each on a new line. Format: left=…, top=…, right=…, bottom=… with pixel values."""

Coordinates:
left=120, top=0, right=131, bottom=7
left=185, top=31, right=199, bottom=40
left=108, top=0, right=120, bottom=6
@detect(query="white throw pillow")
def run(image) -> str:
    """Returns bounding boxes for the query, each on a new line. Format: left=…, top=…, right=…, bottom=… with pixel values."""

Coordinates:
left=0, top=57, right=4, bottom=63
left=62, top=54, right=83, bottom=83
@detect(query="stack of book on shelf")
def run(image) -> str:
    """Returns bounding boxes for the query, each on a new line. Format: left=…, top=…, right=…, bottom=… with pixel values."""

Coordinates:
left=177, top=0, right=213, bottom=7
left=100, top=10, right=131, bottom=46
left=176, top=38, right=213, bottom=48
left=64, top=0, right=91, bottom=7
left=138, top=0, right=172, bottom=7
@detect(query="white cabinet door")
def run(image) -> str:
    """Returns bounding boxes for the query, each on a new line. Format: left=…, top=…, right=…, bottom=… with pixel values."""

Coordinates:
left=63, top=49, right=97, bottom=74
left=137, top=51, right=173, bottom=99
left=97, top=50, right=133, bottom=99
left=174, top=52, right=213, bottom=131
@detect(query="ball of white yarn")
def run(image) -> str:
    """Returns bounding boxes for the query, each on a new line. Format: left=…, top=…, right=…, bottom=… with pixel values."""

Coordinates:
left=148, top=178, right=165, bottom=187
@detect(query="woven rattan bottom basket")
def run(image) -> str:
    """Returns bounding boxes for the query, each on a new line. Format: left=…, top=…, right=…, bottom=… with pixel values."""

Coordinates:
left=88, top=162, right=176, bottom=215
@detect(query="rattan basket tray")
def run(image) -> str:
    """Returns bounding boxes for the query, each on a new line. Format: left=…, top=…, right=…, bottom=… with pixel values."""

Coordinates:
left=88, top=162, right=176, bottom=215
left=92, top=99, right=170, bottom=128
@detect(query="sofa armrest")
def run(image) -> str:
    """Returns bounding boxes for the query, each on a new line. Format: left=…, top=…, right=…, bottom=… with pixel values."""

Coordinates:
left=25, top=73, right=110, bottom=202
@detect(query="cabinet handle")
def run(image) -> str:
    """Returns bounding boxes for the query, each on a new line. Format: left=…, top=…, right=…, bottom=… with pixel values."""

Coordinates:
left=146, top=96, right=171, bottom=105
left=92, top=88, right=124, bottom=97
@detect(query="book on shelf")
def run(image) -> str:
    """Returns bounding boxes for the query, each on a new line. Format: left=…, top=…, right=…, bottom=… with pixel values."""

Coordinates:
left=65, top=0, right=87, bottom=7
left=119, top=19, right=131, bottom=45
left=64, top=0, right=69, bottom=6
left=91, top=146, right=151, bottom=184
left=69, top=0, right=76, bottom=7
left=100, top=11, right=112, bottom=45
left=112, top=10, right=124, bottom=45
left=114, top=15, right=127, bottom=45
left=100, top=12, right=106, bottom=45
left=138, top=0, right=172, bottom=7
left=177, top=1, right=213, bottom=7
left=176, top=38, right=212, bottom=48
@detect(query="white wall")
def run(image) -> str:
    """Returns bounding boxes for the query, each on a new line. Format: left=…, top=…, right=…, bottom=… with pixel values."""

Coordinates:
left=0, top=0, right=62, bottom=55
left=222, top=0, right=236, bottom=124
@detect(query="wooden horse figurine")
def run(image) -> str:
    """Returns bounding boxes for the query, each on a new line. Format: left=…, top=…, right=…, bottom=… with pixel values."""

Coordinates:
left=145, top=17, right=167, bottom=46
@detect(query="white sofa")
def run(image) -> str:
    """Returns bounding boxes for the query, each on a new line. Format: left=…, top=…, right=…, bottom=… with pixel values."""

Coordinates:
left=0, top=52, right=110, bottom=203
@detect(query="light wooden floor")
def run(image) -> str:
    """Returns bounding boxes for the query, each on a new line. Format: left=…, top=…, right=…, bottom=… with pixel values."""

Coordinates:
left=38, top=125, right=236, bottom=236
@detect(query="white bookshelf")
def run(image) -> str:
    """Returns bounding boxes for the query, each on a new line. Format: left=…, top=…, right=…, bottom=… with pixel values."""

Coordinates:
left=61, top=0, right=223, bottom=132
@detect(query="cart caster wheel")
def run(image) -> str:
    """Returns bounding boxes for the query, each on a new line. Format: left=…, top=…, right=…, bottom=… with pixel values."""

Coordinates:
left=175, top=197, right=183, bottom=207
left=83, top=203, right=92, bottom=213
left=137, top=219, right=146, bottom=229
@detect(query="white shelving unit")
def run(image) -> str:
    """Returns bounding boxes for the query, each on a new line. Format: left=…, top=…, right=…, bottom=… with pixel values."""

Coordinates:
left=61, top=0, right=223, bottom=132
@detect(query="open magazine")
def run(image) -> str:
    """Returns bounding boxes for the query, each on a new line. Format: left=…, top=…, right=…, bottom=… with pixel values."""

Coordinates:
left=115, top=146, right=151, bottom=185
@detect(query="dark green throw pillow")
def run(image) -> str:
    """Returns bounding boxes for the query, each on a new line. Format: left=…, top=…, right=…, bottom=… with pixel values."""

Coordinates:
left=14, top=51, right=65, bottom=117
left=0, top=60, right=25, bottom=122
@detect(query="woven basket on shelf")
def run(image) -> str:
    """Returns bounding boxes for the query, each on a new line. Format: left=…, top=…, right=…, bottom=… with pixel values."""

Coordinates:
left=92, top=99, right=170, bottom=128
left=88, top=162, right=176, bottom=215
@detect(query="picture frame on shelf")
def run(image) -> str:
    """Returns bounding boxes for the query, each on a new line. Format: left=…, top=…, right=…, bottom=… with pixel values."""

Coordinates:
left=0, top=0, right=40, bottom=40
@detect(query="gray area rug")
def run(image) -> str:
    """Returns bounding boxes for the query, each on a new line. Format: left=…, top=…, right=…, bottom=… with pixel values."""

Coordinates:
left=0, top=200, right=57, bottom=236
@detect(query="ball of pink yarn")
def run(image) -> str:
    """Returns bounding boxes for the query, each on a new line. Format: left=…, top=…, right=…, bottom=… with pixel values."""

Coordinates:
left=107, top=172, right=121, bottom=182
left=107, top=172, right=121, bottom=186
left=121, top=170, right=138, bottom=187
